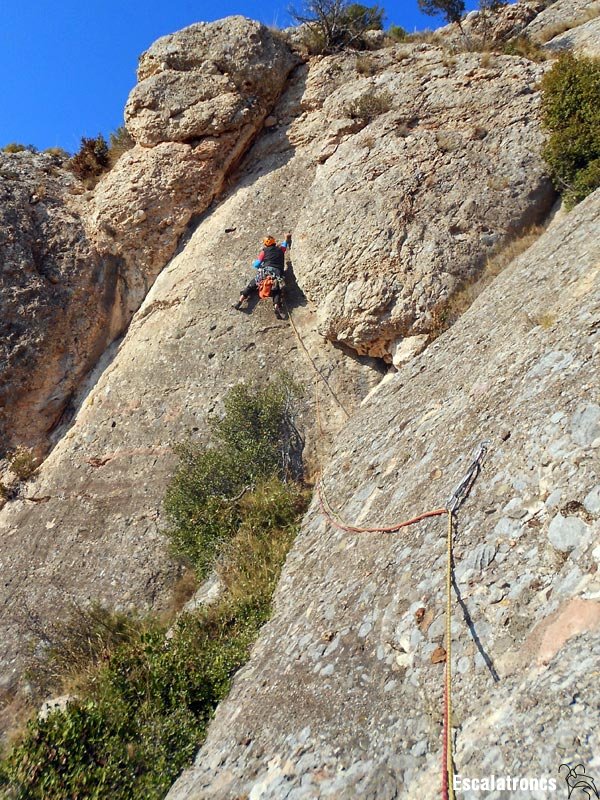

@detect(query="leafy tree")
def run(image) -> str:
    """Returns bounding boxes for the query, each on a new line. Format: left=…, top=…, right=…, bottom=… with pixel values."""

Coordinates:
left=417, top=0, right=465, bottom=26
left=290, top=0, right=385, bottom=53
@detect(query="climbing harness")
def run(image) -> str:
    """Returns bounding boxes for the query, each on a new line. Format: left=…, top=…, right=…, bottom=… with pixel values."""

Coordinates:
left=318, top=441, right=491, bottom=800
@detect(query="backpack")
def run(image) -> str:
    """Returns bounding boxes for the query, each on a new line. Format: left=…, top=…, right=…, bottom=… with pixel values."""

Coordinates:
left=257, top=269, right=278, bottom=299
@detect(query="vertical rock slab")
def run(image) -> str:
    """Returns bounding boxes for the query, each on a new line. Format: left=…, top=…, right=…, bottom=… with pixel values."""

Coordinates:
left=167, top=191, right=600, bottom=799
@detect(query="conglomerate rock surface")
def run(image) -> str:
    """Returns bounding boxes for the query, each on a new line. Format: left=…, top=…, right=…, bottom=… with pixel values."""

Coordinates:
left=0, top=152, right=123, bottom=455
left=167, top=189, right=600, bottom=800
left=0, top=17, right=297, bottom=458
left=292, top=46, right=554, bottom=358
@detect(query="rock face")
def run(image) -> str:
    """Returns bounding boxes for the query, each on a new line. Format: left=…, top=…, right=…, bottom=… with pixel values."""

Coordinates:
left=0, top=152, right=123, bottom=455
left=543, top=15, right=600, bottom=55
left=89, top=18, right=298, bottom=284
left=126, top=17, right=296, bottom=146
left=3, top=3, right=595, bottom=763
left=524, top=0, right=600, bottom=42
left=439, top=1, right=544, bottom=48
left=89, top=18, right=298, bottom=279
left=0, top=65, right=384, bottom=732
left=293, top=47, right=554, bottom=358
left=0, top=18, right=298, bottom=458
left=167, top=189, right=600, bottom=800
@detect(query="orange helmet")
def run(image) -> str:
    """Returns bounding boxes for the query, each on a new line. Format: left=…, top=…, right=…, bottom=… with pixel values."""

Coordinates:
left=263, top=236, right=276, bottom=247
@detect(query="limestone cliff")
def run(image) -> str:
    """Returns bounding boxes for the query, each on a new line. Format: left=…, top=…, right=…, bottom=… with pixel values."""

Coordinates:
left=0, top=17, right=297, bottom=458
left=0, top=2, right=599, bottom=793
left=0, top=151, right=123, bottom=455
left=167, top=186, right=600, bottom=800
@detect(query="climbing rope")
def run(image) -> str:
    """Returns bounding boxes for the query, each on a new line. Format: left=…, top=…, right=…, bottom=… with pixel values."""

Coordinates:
left=443, top=509, right=455, bottom=800
left=283, top=297, right=351, bottom=420
left=317, top=482, right=447, bottom=533
left=317, top=442, right=491, bottom=800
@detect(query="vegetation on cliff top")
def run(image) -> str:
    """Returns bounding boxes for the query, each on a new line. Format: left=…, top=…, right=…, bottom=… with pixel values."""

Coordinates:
left=0, top=377, right=309, bottom=800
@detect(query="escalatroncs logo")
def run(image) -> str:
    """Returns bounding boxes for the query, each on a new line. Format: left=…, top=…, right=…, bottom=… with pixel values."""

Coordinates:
left=559, top=763, right=599, bottom=799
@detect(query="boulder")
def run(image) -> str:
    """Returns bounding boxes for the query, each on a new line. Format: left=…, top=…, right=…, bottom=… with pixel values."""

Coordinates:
left=89, top=137, right=252, bottom=283
left=126, top=17, right=298, bottom=146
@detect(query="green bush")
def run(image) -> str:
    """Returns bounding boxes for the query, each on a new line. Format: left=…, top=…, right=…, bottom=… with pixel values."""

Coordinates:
left=43, top=146, right=71, bottom=161
left=0, top=377, right=309, bottom=799
left=108, top=126, right=135, bottom=166
left=164, top=376, right=303, bottom=577
left=219, top=478, right=309, bottom=606
left=0, top=603, right=264, bottom=800
left=27, top=603, right=146, bottom=698
left=541, top=53, right=600, bottom=208
left=387, top=24, right=407, bottom=42
left=7, top=446, right=38, bottom=480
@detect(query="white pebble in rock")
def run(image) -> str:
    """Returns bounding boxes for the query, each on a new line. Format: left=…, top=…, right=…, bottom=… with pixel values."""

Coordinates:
left=548, top=513, right=590, bottom=553
left=570, top=404, right=600, bottom=447
left=458, top=656, right=471, bottom=674
left=503, top=498, right=527, bottom=519
left=358, top=622, right=372, bottom=639
left=545, top=488, right=562, bottom=510
left=583, top=485, right=600, bottom=515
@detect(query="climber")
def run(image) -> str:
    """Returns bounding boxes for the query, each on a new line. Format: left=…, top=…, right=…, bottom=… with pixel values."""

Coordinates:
left=233, top=233, right=292, bottom=319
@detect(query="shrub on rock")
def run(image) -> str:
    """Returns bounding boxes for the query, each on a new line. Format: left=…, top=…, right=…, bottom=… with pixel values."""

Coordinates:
left=69, top=134, right=109, bottom=185
left=541, top=52, right=600, bottom=209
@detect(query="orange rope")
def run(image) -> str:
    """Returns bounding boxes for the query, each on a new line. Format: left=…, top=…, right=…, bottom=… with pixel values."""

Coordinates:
left=318, top=481, right=455, bottom=799
left=317, top=482, right=446, bottom=534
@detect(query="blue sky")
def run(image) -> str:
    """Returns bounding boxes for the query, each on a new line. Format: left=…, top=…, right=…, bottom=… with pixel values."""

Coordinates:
left=0, top=0, right=478, bottom=152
